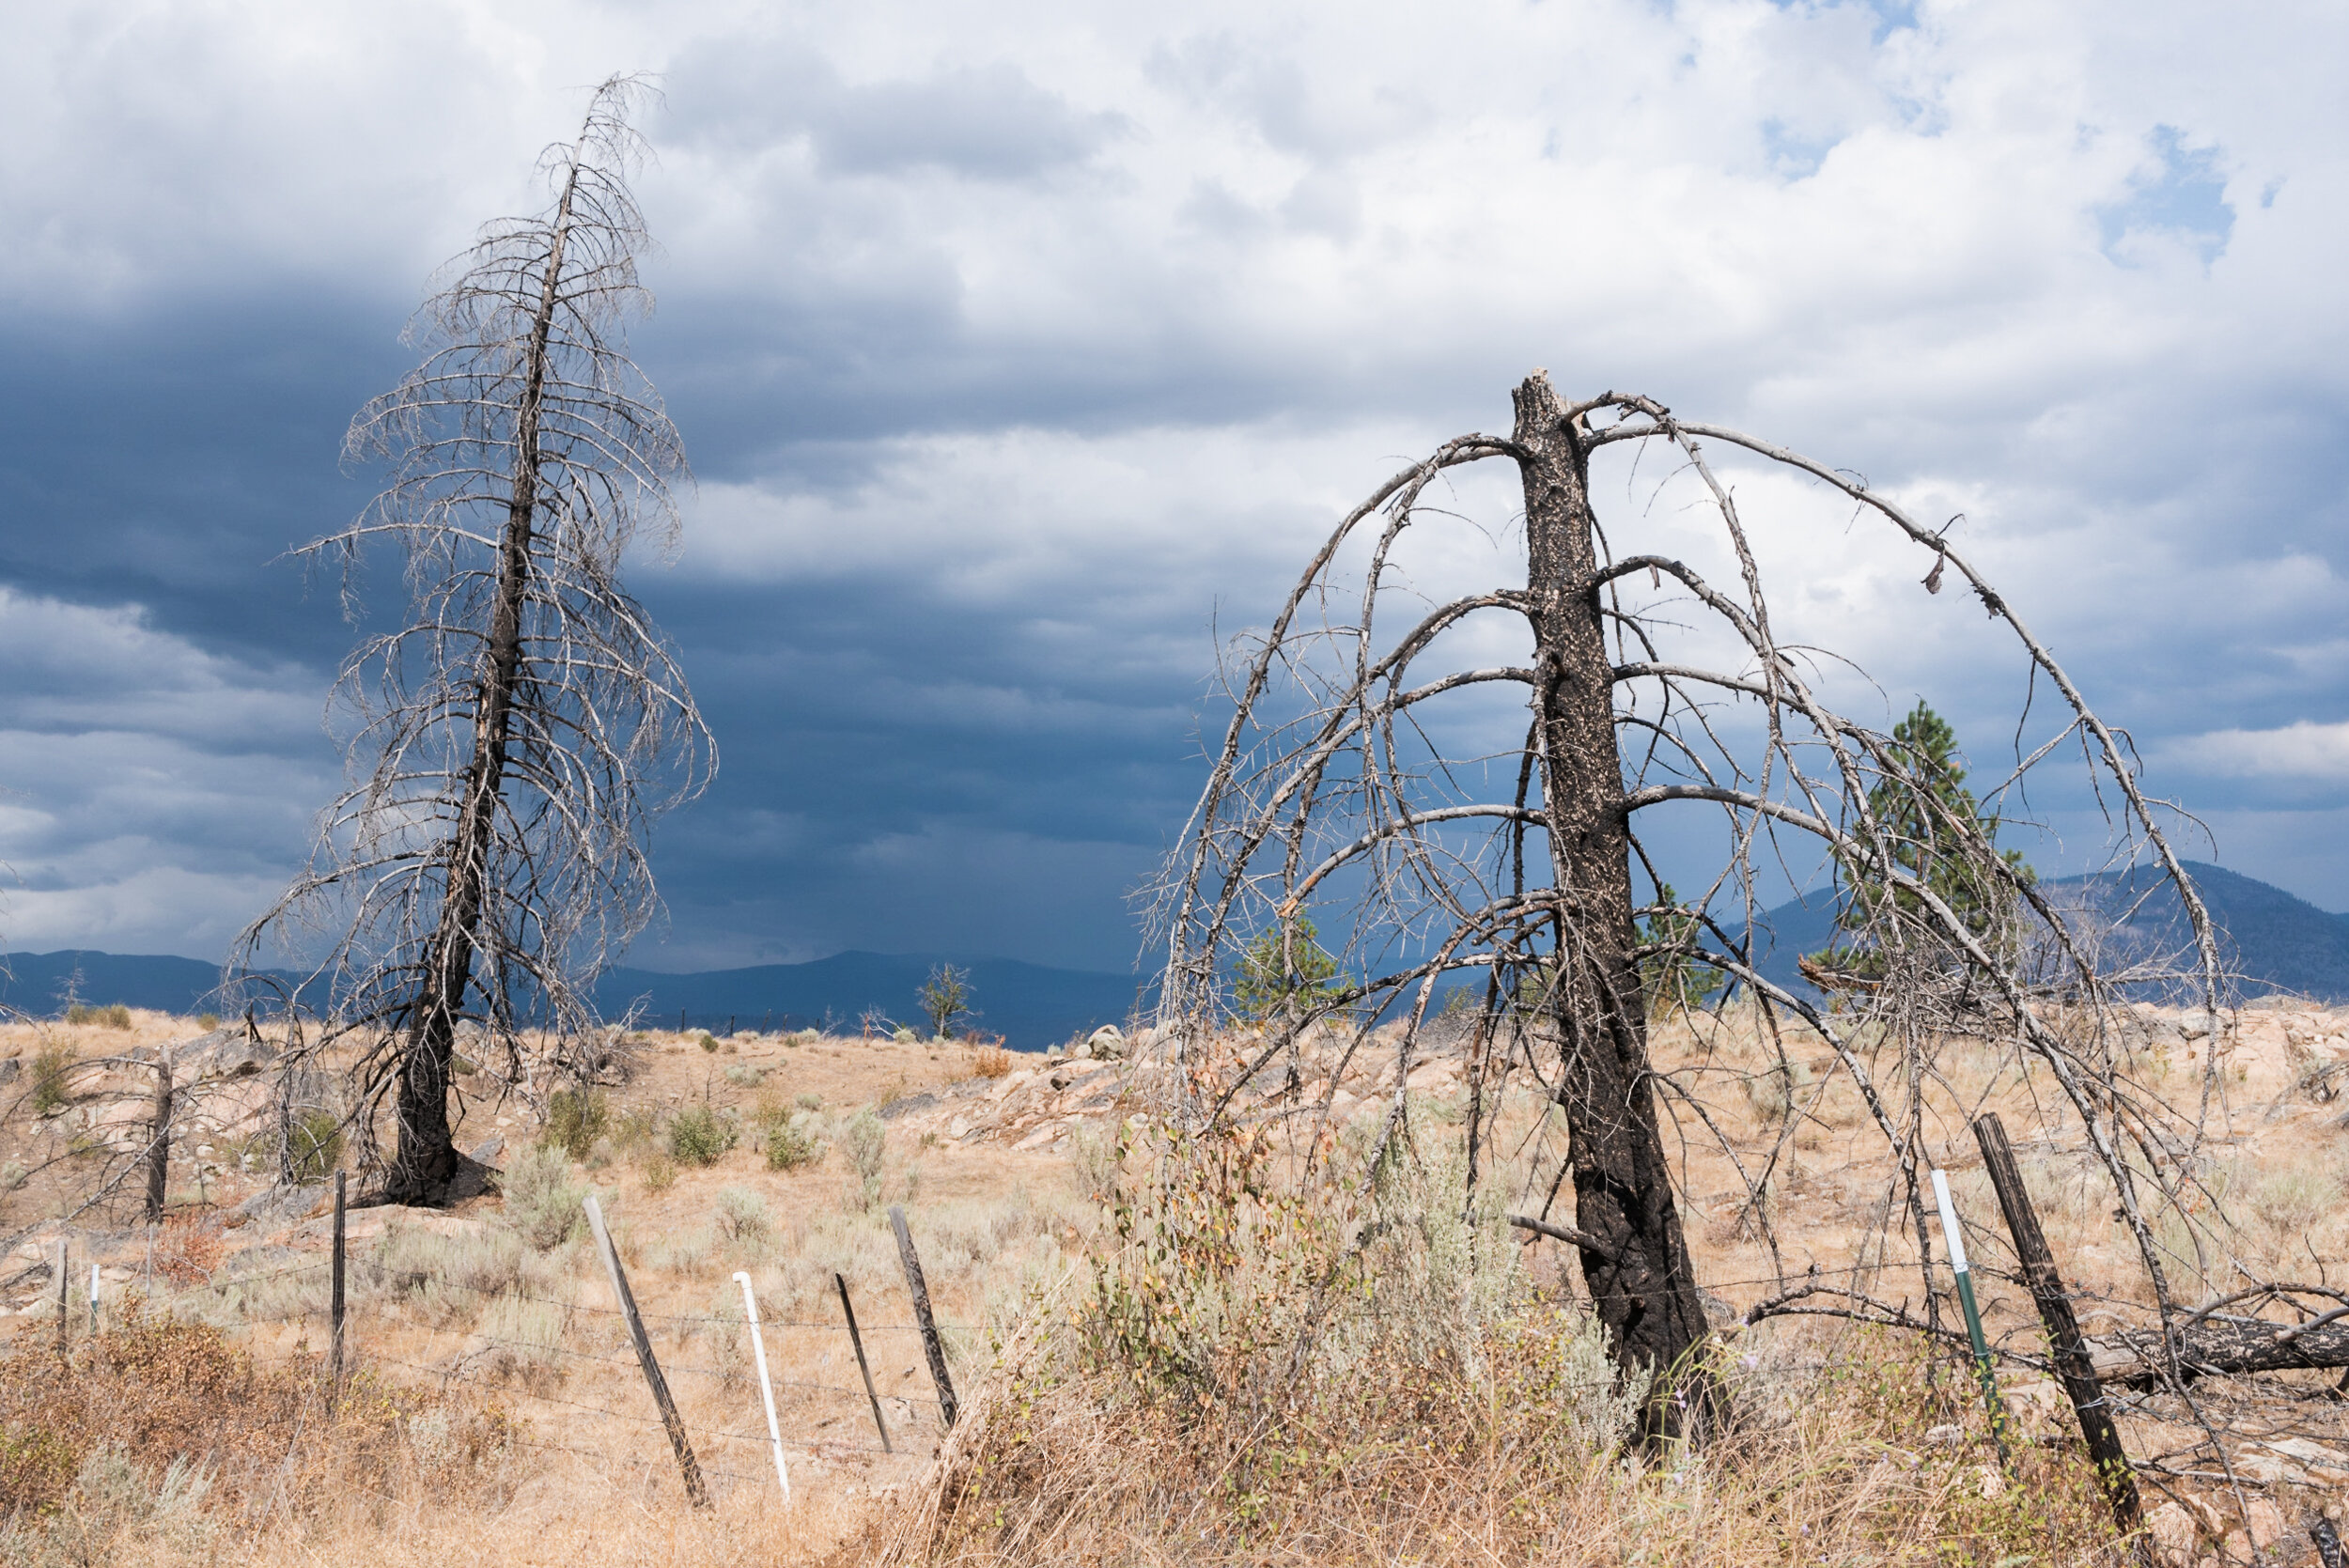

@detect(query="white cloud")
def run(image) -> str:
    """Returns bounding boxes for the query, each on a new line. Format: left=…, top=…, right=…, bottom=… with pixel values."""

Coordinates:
left=2164, top=721, right=2349, bottom=784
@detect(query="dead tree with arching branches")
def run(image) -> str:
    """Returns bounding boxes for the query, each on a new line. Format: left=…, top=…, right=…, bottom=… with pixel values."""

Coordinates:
left=237, top=75, right=712, bottom=1205
left=1154, top=371, right=2230, bottom=1444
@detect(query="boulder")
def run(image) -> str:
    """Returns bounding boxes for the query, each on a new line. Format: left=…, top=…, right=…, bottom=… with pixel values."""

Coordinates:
left=172, top=1028, right=278, bottom=1083
left=1085, top=1026, right=1128, bottom=1061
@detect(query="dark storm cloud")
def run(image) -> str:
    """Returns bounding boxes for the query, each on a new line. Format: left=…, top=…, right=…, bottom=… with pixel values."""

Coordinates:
left=4, top=0, right=2348, bottom=974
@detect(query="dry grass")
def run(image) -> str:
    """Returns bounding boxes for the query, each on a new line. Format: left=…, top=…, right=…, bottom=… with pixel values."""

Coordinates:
left=7, top=1010, right=2347, bottom=1563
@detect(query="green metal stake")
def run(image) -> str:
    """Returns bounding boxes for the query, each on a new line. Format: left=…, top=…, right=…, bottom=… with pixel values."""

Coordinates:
left=1932, top=1169, right=2010, bottom=1466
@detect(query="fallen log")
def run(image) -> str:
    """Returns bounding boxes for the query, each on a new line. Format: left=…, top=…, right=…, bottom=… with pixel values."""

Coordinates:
left=2090, top=1317, right=2349, bottom=1387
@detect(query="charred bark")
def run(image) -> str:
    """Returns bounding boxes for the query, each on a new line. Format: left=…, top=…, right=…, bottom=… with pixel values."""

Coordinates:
left=1517, top=373, right=1718, bottom=1439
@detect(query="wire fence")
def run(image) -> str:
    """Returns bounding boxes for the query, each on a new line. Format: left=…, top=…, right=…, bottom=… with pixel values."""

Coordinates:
left=18, top=1216, right=985, bottom=1508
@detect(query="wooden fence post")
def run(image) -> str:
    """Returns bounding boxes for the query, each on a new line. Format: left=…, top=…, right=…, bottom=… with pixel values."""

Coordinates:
left=836, top=1271, right=893, bottom=1452
left=890, top=1205, right=958, bottom=1429
left=55, top=1237, right=69, bottom=1355
left=330, top=1170, right=348, bottom=1405
left=145, top=1053, right=173, bottom=1223
left=585, top=1194, right=708, bottom=1507
left=1973, top=1113, right=2141, bottom=1538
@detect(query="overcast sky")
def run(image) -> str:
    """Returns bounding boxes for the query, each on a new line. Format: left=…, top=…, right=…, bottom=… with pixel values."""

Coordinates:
left=1, top=0, right=2343, bottom=976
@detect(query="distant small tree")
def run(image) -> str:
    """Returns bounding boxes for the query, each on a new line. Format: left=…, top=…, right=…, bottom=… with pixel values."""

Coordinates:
left=1808, top=700, right=2034, bottom=986
left=918, top=964, right=973, bottom=1039
left=1639, top=883, right=1722, bottom=1017
left=1233, top=916, right=1346, bottom=1025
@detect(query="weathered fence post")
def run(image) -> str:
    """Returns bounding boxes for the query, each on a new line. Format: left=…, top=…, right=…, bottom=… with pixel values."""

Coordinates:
left=55, top=1237, right=69, bottom=1355
left=890, top=1205, right=958, bottom=1428
left=1973, top=1113, right=2141, bottom=1539
left=836, top=1270, right=893, bottom=1452
left=86, top=1264, right=98, bottom=1334
left=585, top=1194, right=708, bottom=1507
left=144, top=1051, right=173, bottom=1223
left=330, top=1169, right=348, bottom=1405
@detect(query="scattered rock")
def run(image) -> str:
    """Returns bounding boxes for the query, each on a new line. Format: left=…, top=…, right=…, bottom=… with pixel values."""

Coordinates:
left=172, top=1028, right=278, bottom=1083
left=469, top=1135, right=505, bottom=1168
left=1085, top=1026, right=1128, bottom=1061
left=2146, top=1500, right=2201, bottom=1568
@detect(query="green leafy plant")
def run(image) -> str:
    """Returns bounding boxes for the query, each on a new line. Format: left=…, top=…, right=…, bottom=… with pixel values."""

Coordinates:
left=29, top=1045, right=76, bottom=1113
left=500, top=1145, right=586, bottom=1250
left=697, top=1032, right=720, bottom=1053
left=540, top=1087, right=609, bottom=1160
left=1233, top=916, right=1346, bottom=1025
left=667, top=1105, right=739, bottom=1168
left=288, top=1110, right=343, bottom=1183
left=764, top=1115, right=822, bottom=1172
left=842, top=1108, right=887, bottom=1208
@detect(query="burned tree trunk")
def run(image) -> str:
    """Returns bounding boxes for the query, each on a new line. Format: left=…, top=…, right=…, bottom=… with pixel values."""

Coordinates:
left=384, top=154, right=576, bottom=1204
left=240, top=76, right=712, bottom=1206
left=1517, top=375, right=1716, bottom=1436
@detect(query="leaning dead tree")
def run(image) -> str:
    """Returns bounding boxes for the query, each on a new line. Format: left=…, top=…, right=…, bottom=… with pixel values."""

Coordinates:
left=1155, top=372, right=2232, bottom=1442
left=237, top=75, right=711, bottom=1204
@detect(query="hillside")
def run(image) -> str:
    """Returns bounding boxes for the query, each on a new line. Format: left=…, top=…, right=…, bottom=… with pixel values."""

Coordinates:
left=1737, top=860, right=2349, bottom=1002
left=0, top=947, right=1145, bottom=1050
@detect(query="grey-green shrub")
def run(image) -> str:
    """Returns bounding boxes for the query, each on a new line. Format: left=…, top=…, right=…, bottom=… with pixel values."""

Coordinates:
left=502, top=1145, right=586, bottom=1250
left=843, top=1108, right=887, bottom=1210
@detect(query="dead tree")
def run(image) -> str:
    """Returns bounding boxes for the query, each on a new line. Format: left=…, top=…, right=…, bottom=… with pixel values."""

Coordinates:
left=236, top=76, right=712, bottom=1204
left=1154, top=372, right=2227, bottom=1443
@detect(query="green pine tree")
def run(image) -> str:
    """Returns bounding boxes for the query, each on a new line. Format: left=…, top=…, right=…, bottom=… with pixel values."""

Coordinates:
left=1809, top=700, right=2034, bottom=986
left=1234, top=916, right=1346, bottom=1024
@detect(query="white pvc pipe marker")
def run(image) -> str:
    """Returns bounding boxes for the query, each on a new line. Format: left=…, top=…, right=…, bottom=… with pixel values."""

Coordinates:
left=1930, top=1170, right=1968, bottom=1274
left=733, top=1270, right=791, bottom=1504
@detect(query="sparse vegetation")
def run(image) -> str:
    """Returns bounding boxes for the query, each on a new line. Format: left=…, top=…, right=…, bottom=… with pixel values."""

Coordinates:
left=63, top=1002, right=132, bottom=1030
left=666, top=1105, right=738, bottom=1167
left=500, top=1144, right=587, bottom=1249
left=972, top=1045, right=1015, bottom=1079
left=541, top=1086, right=609, bottom=1160
left=764, top=1114, right=822, bottom=1172
left=29, top=1042, right=76, bottom=1112
left=287, top=1108, right=343, bottom=1183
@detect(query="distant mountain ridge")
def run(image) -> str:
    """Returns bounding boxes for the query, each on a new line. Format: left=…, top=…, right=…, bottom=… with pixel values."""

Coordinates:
left=1738, top=860, right=2349, bottom=1003
left=7, top=860, right=2340, bottom=1043
left=0, top=947, right=1146, bottom=1050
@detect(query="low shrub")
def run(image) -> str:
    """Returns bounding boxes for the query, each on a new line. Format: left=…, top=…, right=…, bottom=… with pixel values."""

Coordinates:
left=842, top=1108, right=887, bottom=1210
left=641, top=1154, right=677, bottom=1194
left=195, top=1012, right=221, bottom=1032
left=723, top=1063, right=765, bottom=1087
left=63, top=1003, right=132, bottom=1030
left=500, top=1145, right=586, bottom=1250
left=30, top=1043, right=77, bottom=1112
left=715, top=1186, right=772, bottom=1243
left=287, top=1109, right=343, bottom=1183
left=667, top=1105, right=739, bottom=1168
left=697, top=1032, right=720, bottom=1053
left=540, top=1087, right=608, bottom=1160
left=764, top=1115, right=822, bottom=1172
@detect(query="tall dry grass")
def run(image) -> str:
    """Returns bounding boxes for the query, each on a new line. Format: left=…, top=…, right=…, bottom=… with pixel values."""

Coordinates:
left=874, top=1115, right=2129, bottom=1568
